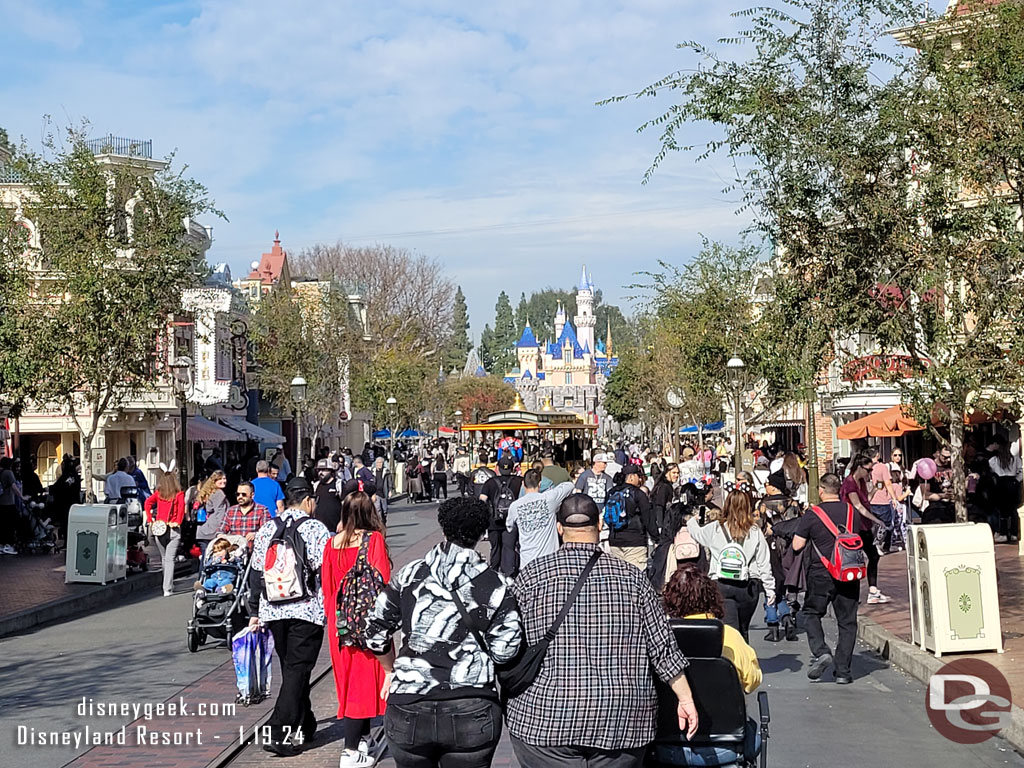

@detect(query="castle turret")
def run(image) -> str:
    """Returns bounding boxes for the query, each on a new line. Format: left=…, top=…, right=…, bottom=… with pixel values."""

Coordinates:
left=516, top=322, right=540, bottom=376
left=554, top=302, right=566, bottom=339
left=575, top=264, right=596, bottom=356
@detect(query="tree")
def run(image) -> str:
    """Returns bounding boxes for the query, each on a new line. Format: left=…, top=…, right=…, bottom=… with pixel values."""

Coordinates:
left=0, top=201, right=34, bottom=411
left=515, top=292, right=529, bottom=334
left=350, top=348, right=433, bottom=432
left=7, top=128, right=218, bottom=498
left=254, top=281, right=361, bottom=459
left=442, top=286, right=472, bottom=372
left=480, top=292, right=516, bottom=374
left=602, top=351, right=650, bottom=424
left=613, top=0, right=1024, bottom=519
left=293, top=242, right=453, bottom=355
left=441, top=376, right=516, bottom=423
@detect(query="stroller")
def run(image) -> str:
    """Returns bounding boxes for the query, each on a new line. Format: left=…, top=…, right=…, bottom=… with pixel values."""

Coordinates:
left=120, top=486, right=149, bottom=572
left=18, top=494, right=59, bottom=554
left=187, top=534, right=252, bottom=653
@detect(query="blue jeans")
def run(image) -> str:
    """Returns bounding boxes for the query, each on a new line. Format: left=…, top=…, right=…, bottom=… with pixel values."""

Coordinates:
left=764, top=599, right=791, bottom=624
left=652, top=718, right=761, bottom=766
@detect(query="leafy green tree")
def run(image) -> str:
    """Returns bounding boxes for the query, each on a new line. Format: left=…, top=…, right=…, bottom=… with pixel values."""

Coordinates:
left=442, top=286, right=472, bottom=372
left=351, top=348, right=433, bottom=432
left=478, top=324, right=496, bottom=374
left=0, top=202, right=33, bottom=411
left=7, top=128, right=219, bottom=497
left=515, top=292, right=529, bottom=334
left=602, top=351, right=650, bottom=425
left=441, top=376, right=516, bottom=423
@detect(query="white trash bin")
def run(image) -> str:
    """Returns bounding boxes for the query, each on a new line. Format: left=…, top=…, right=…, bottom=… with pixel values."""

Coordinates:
left=65, top=504, right=128, bottom=584
left=911, top=522, right=1003, bottom=656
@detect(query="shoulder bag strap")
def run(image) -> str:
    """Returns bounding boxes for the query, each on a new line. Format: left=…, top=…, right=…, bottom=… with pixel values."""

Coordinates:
left=542, top=550, right=602, bottom=642
left=450, top=583, right=492, bottom=653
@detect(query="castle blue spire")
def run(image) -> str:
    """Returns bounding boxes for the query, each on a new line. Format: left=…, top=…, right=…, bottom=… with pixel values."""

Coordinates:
left=577, top=264, right=590, bottom=291
left=516, top=323, right=539, bottom=348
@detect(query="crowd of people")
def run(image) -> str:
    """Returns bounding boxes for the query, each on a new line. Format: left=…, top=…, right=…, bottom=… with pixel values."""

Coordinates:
left=227, top=428, right=1024, bottom=768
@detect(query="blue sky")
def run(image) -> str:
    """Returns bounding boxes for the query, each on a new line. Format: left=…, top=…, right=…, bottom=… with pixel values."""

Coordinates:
left=1, top=0, right=942, bottom=338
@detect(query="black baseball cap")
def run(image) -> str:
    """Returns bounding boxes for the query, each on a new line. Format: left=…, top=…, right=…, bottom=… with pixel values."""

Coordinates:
left=558, top=495, right=601, bottom=528
left=285, top=476, right=314, bottom=502
left=497, top=456, right=515, bottom=474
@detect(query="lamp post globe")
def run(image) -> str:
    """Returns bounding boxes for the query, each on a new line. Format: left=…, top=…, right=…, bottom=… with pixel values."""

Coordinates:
left=171, top=356, right=193, bottom=488
left=290, top=375, right=307, bottom=465
left=725, top=357, right=745, bottom=474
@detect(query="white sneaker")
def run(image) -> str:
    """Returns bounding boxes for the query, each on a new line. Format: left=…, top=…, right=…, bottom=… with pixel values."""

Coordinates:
left=163, top=590, right=174, bottom=597
left=339, top=749, right=375, bottom=767
left=994, top=534, right=1009, bottom=544
left=0, top=544, right=17, bottom=555
left=358, top=739, right=368, bottom=755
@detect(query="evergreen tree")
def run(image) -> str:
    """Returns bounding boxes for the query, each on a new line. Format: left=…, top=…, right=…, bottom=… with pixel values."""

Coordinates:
left=492, top=291, right=517, bottom=374
left=515, top=292, right=529, bottom=335
left=443, top=286, right=472, bottom=371
left=479, top=324, right=496, bottom=373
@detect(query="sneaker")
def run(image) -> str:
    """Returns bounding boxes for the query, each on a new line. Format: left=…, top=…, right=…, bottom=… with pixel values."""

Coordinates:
left=358, top=739, right=368, bottom=755
left=163, top=590, right=174, bottom=597
left=807, top=653, right=833, bottom=681
left=339, top=749, right=376, bottom=767
left=867, top=590, right=892, bottom=605
left=0, top=544, right=16, bottom=555
left=994, top=534, right=1009, bottom=544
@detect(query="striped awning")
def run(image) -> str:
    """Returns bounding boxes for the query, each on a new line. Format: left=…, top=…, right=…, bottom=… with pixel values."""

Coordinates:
left=189, top=415, right=243, bottom=442
left=747, top=401, right=806, bottom=429
left=220, top=416, right=285, bottom=445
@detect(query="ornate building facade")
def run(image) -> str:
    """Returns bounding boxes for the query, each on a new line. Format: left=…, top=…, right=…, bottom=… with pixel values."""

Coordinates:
left=505, top=266, right=619, bottom=423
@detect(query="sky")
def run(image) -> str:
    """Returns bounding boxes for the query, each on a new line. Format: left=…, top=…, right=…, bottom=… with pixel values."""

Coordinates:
left=0, top=0, right=942, bottom=339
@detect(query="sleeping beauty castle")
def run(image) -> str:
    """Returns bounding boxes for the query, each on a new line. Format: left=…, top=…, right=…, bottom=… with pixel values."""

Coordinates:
left=504, top=266, right=619, bottom=424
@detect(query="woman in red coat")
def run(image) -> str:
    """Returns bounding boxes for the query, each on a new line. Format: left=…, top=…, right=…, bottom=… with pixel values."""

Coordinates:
left=144, top=471, right=186, bottom=597
left=322, top=492, right=390, bottom=767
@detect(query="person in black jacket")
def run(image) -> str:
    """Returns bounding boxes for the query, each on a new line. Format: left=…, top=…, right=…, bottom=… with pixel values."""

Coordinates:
left=758, top=471, right=804, bottom=642
left=607, top=465, right=659, bottom=570
left=649, top=463, right=679, bottom=534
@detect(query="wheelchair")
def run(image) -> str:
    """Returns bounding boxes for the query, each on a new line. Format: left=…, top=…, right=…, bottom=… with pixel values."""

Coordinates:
left=649, top=618, right=770, bottom=768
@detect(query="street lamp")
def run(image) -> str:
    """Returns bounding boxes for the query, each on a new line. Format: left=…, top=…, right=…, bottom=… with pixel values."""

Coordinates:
left=171, top=356, right=193, bottom=489
left=386, top=397, right=398, bottom=478
left=638, top=406, right=646, bottom=446
left=290, top=375, right=307, bottom=471
left=726, top=356, right=746, bottom=474
left=454, top=410, right=463, bottom=449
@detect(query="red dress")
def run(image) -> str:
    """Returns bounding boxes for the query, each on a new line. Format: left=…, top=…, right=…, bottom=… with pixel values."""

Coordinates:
left=321, top=530, right=391, bottom=719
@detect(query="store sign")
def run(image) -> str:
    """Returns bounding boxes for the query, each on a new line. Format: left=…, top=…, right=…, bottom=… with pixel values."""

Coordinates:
left=842, top=355, right=929, bottom=383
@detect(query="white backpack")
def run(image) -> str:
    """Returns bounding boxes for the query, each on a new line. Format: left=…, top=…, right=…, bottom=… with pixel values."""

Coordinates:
left=714, top=523, right=750, bottom=581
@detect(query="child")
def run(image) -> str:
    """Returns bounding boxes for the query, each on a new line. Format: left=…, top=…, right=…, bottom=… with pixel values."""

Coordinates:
left=193, top=539, right=239, bottom=594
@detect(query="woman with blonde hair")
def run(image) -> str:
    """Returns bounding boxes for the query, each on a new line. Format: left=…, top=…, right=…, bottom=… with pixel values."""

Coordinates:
left=687, top=490, right=774, bottom=640
left=144, top=470, right=187, bottom=596
left=194, top=470, right=230, bottom=560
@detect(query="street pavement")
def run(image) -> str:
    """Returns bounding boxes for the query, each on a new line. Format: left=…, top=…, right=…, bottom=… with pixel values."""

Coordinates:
left=0, top=498, right=443, bottom=768
left=4, top=497, right=1024, bottom=768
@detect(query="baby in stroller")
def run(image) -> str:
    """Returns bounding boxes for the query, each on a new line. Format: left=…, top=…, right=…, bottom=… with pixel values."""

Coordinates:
left=193, top=536, right=245, bottom=595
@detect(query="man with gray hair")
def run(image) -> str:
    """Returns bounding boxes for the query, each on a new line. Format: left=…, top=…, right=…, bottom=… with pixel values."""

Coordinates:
left=507, top=494, right=698, bottom=765
left=252, top=459, right=285, bottom=517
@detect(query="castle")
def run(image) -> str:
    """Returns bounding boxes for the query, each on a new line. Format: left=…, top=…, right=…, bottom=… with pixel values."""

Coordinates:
left=505, top=266, right=619, bottom=422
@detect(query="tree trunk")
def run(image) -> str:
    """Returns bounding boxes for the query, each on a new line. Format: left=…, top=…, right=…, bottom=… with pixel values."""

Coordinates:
left=948, top=406, right=968, bottom=523
left=81, top=430, right=96, bottom=504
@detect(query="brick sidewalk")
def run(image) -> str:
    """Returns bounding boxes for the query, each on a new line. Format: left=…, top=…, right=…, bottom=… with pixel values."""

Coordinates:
left=0, top=544, right=194, bottom=637
left=868, top=541, right=1024, bottom=694
left=65, top=502, right=443, bottom=768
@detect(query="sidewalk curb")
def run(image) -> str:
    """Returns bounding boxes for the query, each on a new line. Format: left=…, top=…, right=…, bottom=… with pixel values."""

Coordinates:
left=858, top=616, right=1024, bottom=753
left=0, top=558, right=196, bottom=639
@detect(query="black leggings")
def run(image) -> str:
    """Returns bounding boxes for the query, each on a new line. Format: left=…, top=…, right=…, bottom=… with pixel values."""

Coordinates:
left=344, top=717, right=370, bottom=751
left=716, top=579, right=761, bottom=642
left=860, top=532, right=880, bottom=589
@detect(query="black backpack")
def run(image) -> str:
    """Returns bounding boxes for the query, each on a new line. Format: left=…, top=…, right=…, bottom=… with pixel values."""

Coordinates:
left=336, top=532, right=388, bottom=650
left=492, top=476, right=517, bottom=525
left=263, top=516, right=317, bottom=604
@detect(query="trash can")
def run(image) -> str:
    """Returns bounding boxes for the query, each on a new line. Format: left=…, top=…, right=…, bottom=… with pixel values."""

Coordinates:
left=66, top=504, right=128, bottom=584
left=906, top=527, right=923, bottom=648
left=911, top=522, right=1003, bottom=656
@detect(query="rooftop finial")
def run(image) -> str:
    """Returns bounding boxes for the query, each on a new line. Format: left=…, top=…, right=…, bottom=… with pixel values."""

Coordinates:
left=578, top=264, right=591, bottom=291
left=274, top=230, right=280, bottom=244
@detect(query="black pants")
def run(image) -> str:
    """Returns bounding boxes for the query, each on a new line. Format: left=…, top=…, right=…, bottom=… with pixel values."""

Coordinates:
left=386, top=697, right=502, bottom=768
left=421, top=473, right=433, bottom=500
left=996, top=477, right=1021, bottom=538
left=716, top=579, right=761, bottom=642
left=510, top=736, right=645, bottom=768
left=0, top=504, right=18, bottom=546
left=267, top=619, right=324, bottom=744
left=456, top=474, right=470, bottom=496
left=859, top=531, right=880, bottom=589
left=487, top=526, right=519, bottom=578
left=433, top=472, right=448, bottom=499
left=803, top=568, right=860, bottom=678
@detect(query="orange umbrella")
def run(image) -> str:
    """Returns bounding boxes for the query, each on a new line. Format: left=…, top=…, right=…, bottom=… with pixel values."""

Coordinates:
left=836, top=405, right=925, bottom=439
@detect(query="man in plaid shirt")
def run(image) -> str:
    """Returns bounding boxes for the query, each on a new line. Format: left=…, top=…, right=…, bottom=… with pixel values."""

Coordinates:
left=507, top=494, right=698, bottom=767
left=217, top=481, right=271, bottom=543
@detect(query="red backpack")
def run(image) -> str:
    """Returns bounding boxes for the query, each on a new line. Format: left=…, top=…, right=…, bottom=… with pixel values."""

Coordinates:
left=809, top=504, right=867, bottom=582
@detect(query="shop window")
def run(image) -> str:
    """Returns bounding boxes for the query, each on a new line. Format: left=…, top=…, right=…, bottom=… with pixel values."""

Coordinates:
left=36, top=440, right=59, bottom=485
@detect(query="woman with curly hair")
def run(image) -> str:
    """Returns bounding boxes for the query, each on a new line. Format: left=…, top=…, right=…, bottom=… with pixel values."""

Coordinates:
left=657, top=564, right=762, bottom=767
left=194, top=470, right=229, bottom=559
left=686, top=490, right=774, bottom=640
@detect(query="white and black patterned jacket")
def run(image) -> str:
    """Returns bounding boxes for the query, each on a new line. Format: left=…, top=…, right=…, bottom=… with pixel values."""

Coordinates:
left=365, top=541, right=521, bottom=703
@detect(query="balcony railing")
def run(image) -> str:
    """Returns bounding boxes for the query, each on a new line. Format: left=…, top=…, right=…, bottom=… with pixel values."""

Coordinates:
left=85, top=135, right=153, bottom=159
left=0, top=166, right=28, bottom=184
